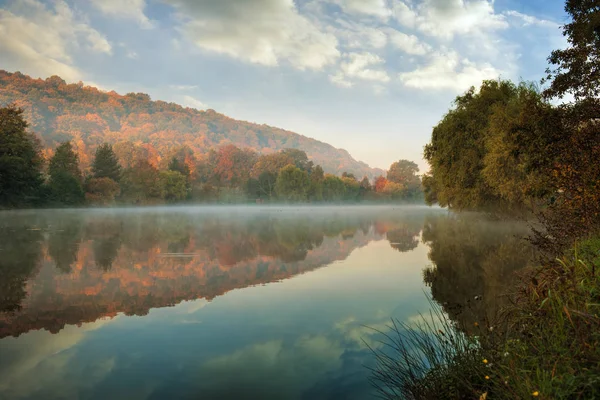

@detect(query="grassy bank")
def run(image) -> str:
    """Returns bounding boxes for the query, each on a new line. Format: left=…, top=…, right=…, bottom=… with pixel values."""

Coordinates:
left=371, top=236, right=600, bottom=399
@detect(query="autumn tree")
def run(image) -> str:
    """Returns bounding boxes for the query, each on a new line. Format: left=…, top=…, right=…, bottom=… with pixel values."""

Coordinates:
left=0, top=105, right=44, bottom=207
left=92, top=143, right=121, bottom=182
left=48, top=141, right=84, bottom=205
left=280, top=148, right=313, bottom=172
left=85, top=177, right=120, bottom=205
left=120, top=160, right=160, bottom=204
left=275, top=164, right=310, bottom=201
left=158, top=170, right=188, bottom=202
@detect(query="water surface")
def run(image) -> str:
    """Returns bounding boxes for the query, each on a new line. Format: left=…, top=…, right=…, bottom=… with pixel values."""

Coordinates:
left=0, top=206, right=532, bottom=399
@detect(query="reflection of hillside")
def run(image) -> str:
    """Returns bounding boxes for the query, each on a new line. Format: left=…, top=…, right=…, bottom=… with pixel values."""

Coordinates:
left=0, top=209, right=428, bottom=338
left=422, top=214, right=534, bottom=329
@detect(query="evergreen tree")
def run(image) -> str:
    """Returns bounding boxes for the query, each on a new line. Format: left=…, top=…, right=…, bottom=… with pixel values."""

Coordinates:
left=92, top=143, right=122, bottom=182
left=0, top=105, right=44, bottom=207
left=48, top=141, right=84, bottom=205
left=49, top=141, right=82, bottom=182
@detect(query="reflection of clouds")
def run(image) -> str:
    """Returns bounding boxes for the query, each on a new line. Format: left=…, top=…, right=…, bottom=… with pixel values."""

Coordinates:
left=0, top=318, right=116, bottom=398
left=198, top=336, right=344, bottom=398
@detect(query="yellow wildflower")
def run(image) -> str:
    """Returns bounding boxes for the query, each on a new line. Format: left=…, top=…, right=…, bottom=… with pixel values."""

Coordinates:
left=474, top=322, right=479, bottom=327
left=485, top=376, right=490, bottom=380
left=532, top=391, right=539, bottom=397
left=483, top=359, right=488, bottom=364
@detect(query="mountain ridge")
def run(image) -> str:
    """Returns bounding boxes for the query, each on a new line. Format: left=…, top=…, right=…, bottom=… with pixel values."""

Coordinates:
left=0, top=70, right=385, bottom=178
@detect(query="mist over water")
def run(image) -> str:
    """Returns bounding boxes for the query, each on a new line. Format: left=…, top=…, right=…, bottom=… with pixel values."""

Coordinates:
left=0, top=206, right=531, bottom=399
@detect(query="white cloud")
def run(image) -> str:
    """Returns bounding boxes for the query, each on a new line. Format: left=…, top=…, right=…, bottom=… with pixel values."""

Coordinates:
left=169, top=84, right=199, bottom=91
left=332, top=0, right=392, bottom=19
left=182, top=95, right=207, bottom=110
left=394, top=0, right=508, bottom=40
left=387, top=29, right=431, bottom=55
left=399, top=50, right=501, bottom=92
left=504, top=10, right=560, bottom=29
left=89, top=0, right=152, bottom=28
left=339, top=52, right=390, bottom=82
left=0, top=0, right=111, bottom=82
left=165, top=0, right=340, bottom=70
left=329, top=72, right=354, bottom=88
left=126, top=51, right=138, bottom=59
left=332, top=19, right=387, bottom=49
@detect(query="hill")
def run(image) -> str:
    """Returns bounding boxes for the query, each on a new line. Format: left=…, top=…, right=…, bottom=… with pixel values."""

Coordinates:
left=0, top=70, right=384, bottom=178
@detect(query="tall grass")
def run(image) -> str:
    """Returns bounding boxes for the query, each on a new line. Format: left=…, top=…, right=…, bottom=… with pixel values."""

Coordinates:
left=369, top=237, right=600, bottom=399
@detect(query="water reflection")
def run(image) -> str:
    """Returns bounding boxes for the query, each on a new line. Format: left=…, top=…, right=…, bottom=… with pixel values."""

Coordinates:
left=422, top=213, right=534, bottom=329
left=0, top=207, right=532, bottom=399
left=0, top=207, right=425, bottom=339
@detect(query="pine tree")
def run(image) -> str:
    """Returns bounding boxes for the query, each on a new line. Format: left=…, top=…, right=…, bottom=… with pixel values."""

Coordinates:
left=48, top=141, right=84, bottom=205
left=0, top=105, right=44, bottom=207
left=92, top=143, right=122, bottom=182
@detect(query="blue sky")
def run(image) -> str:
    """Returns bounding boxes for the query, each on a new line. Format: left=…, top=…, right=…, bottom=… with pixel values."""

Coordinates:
left=0, top=0, right=567, bottom=171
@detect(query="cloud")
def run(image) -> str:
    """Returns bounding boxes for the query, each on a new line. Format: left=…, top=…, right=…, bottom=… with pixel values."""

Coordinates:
left=182, top=95, right=207, bottom=110
left=165, top=0, right=340, bottom=70
left=504, top=10, right=560, bottom=29
left=332, top=19, right=388, bottom=49
left=339, top=52, right=390, bottom=83
left=387, top=29, right=431, bottom=55
left=169, top=84, right=199, bottom=91
left=0, top=0, right=111, bottom=82
left=394, top=0, right=508, bottom=40
left=399, top=50, right=501, bottom=92
left=329, top=72, right=354, bottom=88
left=89, top=0, right=152, bottom=28
left=332, top=0, right=392, bottom=19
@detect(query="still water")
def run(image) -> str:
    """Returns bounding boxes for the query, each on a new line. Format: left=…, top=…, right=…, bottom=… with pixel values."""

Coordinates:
left=0, top=206, right=533, bottom=399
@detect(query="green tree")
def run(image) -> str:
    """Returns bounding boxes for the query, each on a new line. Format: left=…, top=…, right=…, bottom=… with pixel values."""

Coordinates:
left=85, top=177, right=120, bottom=205
left=281, top=148, right=313, bottom=172
left=0, top=105, right=44, bottom=207
left=92, top=143, right=121, bottom=182
left=423, top=80, right=524, bottom=211
left=275, top=164, right=310, bottom=201
left=322, top=175, right=345, bottom=201
left=48, top=141, right=84, bottom=205
left=49, top=141, right=82, bottom=182
left=543, top=0, right=600, bottom=100
left=168, top=156, right=191, bottom=178
left=120, top=160, right=160, bottom=204
left=158, top=170, right=188, bottom=202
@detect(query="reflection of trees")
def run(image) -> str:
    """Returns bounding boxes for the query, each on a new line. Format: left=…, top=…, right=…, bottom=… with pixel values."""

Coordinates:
left=422, top=214, right=534, bottom=329
left=0, top=220, right=43, bottom=313
left=0, top=208, right=441, bottom=338
left=47, top=215, right=83, bottom=273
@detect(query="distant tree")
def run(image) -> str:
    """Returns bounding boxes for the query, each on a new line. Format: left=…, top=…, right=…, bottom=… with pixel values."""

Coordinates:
left=251, top=152, right=294, bottom=177
left=48, top=141, right=84, bottom=205
left=281, top=148, right=313, bottom=172
left=168, top=156, right=191, bottom=178
left=92, top=143, right=121, bottom=182
left=210, top=144, right=258, bottom=187
left=387, top=160, right=419, bottom=185
left=374, top=176, right=388, bottom=193
left=322, top=175, right=345, bottom=201
left=85, top=177, right=120, bottom=205
left=341, top=176, right=360, bottom=201
left=49, top=142, right=82, bottom=182
left=158, top=170, right=188, bottom=202
left=311, top=165, right=325, bottom=182
left=120, top=160, right=160, bottom=204
left=275, top=164, right=310, bottom=201
left=0, top=105, right=44, bottom=207
left=342, top=171, right=357, bottom=180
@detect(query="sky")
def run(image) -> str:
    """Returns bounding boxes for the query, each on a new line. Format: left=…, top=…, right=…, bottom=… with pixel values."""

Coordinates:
left=0, top=0, right=567, bottom=171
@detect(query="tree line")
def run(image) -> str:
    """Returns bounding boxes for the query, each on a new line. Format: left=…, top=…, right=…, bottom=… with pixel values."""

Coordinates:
left=0, top=107, right=423, bottom=207
left=422, top=1, right=600, bottom=248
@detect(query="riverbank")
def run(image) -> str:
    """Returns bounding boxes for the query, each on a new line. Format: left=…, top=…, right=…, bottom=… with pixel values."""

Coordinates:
left=372, top=235, right=600, bottom=399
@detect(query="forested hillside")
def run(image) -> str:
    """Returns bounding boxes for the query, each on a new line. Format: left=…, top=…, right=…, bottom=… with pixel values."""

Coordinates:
left=0, top=70, right=383, bottom=178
